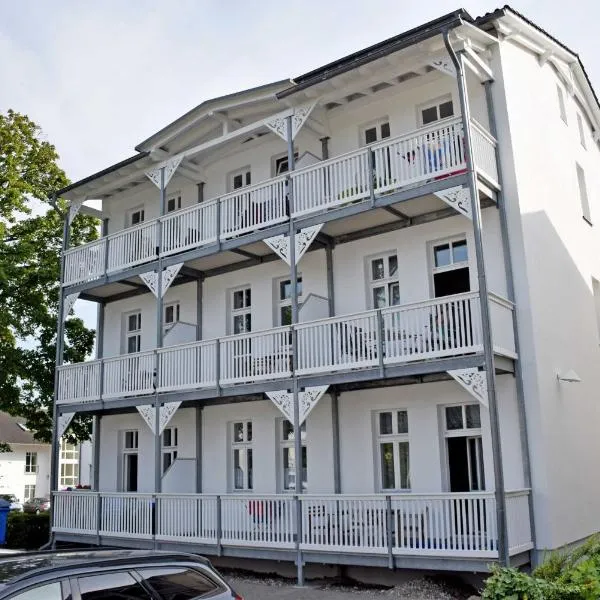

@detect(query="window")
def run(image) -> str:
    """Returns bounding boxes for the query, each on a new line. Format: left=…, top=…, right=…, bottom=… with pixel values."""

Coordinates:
left=138, top=567, right=221, bottom=599
left=419, top=96, right=454, bottom=126
left=25, top=452, right=37, bottom=474
left=577, top=113, right=587, bottom=148
left=231, top=421, right=253, bottom=491
left=277, top=277, right=303, bottom=325
left=125, top=311, right=142, bottom=354
left=557, top=84, right=567, bottom=123
left=431, top=238, right=470, bottom=297
left=23, top=484, right=35, bottom=502
left=280, top=420, right=307, bottom=491
left=121, top=430, right=138, bottom=493
left=60, top=441, right=79, bottom=487
left=161, top=427, right=178, bottom=473
left=444, top=404, right=485, bottom=492
left=166, top=193, right=182, bottom=213
left=368, top=254, right=399, bottom=308
left=10, top=582, right=63, bottom=600
left=376, top=410, right=410, bottom=490
left=230, top=168, right=251, bottom=191
left=231, top=287, right=251, bottom=334
left=164, top=301, right=180, bottom=330
left=273, top=152, right=299, bottom=176
left=78, top=572, right=151, bottom=600
left=127, top=206, right=145, bottom=227
left=60, top=441, right=78, bottom=461
left=576, top=163, right=592, bottom=224
left=362, top=119, right=391, bottom=146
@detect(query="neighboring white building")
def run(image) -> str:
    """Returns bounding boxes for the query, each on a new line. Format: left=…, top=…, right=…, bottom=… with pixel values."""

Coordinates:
left=0, top=412, right=92, bottom=501
left=51, top=5, right=600, bottom=578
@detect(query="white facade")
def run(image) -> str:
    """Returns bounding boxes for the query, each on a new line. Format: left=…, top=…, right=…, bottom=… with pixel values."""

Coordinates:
left=0, top=444, right=51, bottom=501
left=52, top=6, right=600, bottom=570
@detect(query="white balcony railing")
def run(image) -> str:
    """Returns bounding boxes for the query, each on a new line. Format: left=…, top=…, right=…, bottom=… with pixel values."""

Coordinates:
left=52, top=490, right=532, bottom=560
left=63, top=118, right=497, bottom=287
left=56, top=292, right=515, bottom=405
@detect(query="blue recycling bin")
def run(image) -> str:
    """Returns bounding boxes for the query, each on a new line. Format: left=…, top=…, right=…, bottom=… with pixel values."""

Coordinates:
left=0, top=499, right=10, bottom=545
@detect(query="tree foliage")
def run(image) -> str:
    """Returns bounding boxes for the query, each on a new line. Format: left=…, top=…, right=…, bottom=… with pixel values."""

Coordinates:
left=0, top=109, right=98, bottom=442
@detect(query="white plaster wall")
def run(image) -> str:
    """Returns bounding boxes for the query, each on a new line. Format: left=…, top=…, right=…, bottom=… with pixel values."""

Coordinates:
left=492, top=39, right=600, bottom=550
left=78, top=441, right=93, bottom=487
left=0, top=445, right=51, bottom=500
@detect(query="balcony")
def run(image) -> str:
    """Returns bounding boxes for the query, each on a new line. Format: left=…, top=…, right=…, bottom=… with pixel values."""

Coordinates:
left=52, top=489, right=532, bottom=564
left=56, top=292, right=515, bottom=406
left=63, top=118, right=499, bottom=288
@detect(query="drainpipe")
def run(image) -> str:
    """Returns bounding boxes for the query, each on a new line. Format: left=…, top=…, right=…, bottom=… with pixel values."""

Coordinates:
left=483, top=80, right=537, bottom=554
left=443, top=29, right=509, bottom=567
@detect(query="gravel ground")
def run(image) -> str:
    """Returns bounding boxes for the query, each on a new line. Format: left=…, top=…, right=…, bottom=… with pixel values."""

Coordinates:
left=227, top=573, right=476, bottom=599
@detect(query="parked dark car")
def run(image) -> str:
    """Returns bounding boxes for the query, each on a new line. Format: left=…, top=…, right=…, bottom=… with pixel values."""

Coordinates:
left=0, top=549, right=243, bottom=599
left=22, top=497, right=50, bottom=514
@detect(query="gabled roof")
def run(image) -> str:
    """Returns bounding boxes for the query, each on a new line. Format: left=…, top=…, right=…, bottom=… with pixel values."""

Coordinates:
left=0, top=412, right=44, bottom=445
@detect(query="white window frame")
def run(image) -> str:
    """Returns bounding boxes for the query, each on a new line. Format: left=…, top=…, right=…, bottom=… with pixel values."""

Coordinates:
left=230, top=286, right=252, bottom=335
left=166, top=193, right=182, bottom=213
left=25, top=451, right=37, bottom=474
left=272, top=151, right=299, bottom=177
left=24, top=484, right=35, bottom=502
left=276, top=276, right=303, bottom=326
left=374, top=409, right=410, bottom=491
left=557, top=84, right=568, bottom=123
left=161, top=427, right=178, bottom=473
left=360, top=117, right=391, bottom=147
left=279, top=419, right=307, bottom=492
left=230, top=421, right=253, bottom=491
left=576, top=163, right=592, bottom=224
left=442, top=403, right=485, bottom=492
left=229, top=167, right=252, bottom=192
left=429, top=236, right=470, bottom=296
left=577, top=112, right=587, bottom=148
left=163, top=301, right=181, bottom=331
left=417, top=95, right=455, bottom=127
left=124, top=310, right=142, bottom=354
left=367, top=252, right=400, bottom=309
left=121, top=430, right=139, bottom=492
left=126, top=205, right=145, bottom=228
left=60, top=441, right=79, bottom=488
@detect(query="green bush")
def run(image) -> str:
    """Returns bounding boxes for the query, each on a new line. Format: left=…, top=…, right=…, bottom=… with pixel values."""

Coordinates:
left=483, top=535, right=600, bottom=600
left=5, top=513, right=50, bottom=550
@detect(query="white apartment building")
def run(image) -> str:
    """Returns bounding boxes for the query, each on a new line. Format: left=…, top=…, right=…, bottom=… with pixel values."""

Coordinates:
left=50, top=6, right=600, bottom=578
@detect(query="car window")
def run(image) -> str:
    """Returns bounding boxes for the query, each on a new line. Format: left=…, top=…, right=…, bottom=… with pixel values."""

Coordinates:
left=77, top=572, right=151, bottom=599
left=137, top=567, right=221, bottom=599
left=7, top=582, right=62, bottom=600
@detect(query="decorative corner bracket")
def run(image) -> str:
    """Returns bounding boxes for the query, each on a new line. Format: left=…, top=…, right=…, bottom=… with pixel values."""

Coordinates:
left=434, top=186, right=472, bottom=219
left=145, top=156, right=184, bottom=189
left=57, top=412, right=75, bottom=438
left=136, top=402, right=181, bottom=435
left=265, top=101, right=318, bottom=142
left=68, top=199, right=85, bottom=225
left=136, top=405, right=156, bottom=434
left=264, top=224, right=324, bottom=265
left=139, top=263, right=183, bottom=298
left=63, top=293, right=80, bottom=321
left=266, top=385, right=329, bottom=425
left=448, top=368, right=488, bottom=407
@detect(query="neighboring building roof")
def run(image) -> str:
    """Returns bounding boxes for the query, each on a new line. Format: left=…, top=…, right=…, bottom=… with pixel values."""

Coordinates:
left=0, top=412, right=44, bottom=445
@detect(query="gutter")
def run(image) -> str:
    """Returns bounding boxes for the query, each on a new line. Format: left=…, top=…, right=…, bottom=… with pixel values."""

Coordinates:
left=277, top=9, right=471, bottom=99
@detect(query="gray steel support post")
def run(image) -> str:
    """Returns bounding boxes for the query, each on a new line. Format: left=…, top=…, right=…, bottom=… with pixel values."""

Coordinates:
left=197, top=181, right=205, bottom=204
left=444, top=32, right=509, bottom=566
left=331, top=390, right=341, bottom=494
left=195, top=406, right=203, bottom=493
left=325, top=243, right=335, bottom=318
left=196, top=276, right=203, bottom=341
left=320, top=137, right=330, bottom=160
left=286, top=116, right=304, bottom=586
left=92, top=416, right=101, bottom=491
left=484, top=80, right=536, bottom=551
left=102, top=218, right=109, bottom=278
left=49, top=207, right=70, bottom=539
left=154, top=167, right=166, bottom=496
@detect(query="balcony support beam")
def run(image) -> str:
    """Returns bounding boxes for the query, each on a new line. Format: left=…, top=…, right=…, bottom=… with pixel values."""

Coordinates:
left=383, top=206, right=411, bottom=221
left=331, top=389, right=341, bottom=494
left=445, top=32, right=508, bottom=567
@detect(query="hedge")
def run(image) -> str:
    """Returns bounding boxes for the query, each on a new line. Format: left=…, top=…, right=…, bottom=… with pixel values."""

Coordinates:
left=5, top=513, right=50, bottom=550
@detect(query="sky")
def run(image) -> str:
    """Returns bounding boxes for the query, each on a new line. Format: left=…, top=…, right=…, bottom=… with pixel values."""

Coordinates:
left=2, top=0, right=599, bottom=333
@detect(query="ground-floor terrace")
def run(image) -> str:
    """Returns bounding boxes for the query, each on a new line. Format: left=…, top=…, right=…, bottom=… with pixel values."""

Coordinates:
left=52, top=376, right=533, bottom=571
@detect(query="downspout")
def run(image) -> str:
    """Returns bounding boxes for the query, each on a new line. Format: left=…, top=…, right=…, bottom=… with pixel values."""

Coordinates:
left=443, top=28, right=510, bottom=566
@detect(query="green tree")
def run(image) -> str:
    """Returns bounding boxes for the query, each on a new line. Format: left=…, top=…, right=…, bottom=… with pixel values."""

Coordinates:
left=0, top=109, right=98, bottom=442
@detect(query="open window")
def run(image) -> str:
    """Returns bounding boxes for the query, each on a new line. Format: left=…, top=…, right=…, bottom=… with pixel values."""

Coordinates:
left=431, top=238, right=470, bottom=298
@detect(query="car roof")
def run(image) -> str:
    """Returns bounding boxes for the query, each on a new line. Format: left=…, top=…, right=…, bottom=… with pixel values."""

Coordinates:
left=0, top=549, right=212, bottom=588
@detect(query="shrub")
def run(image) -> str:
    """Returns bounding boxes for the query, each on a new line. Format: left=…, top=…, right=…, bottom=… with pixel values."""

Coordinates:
left=483, top=535, right=600, bottom=600
left=5, top=513, right=49, bottom=550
